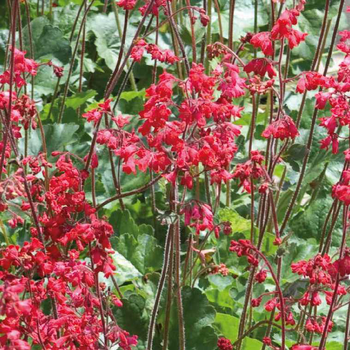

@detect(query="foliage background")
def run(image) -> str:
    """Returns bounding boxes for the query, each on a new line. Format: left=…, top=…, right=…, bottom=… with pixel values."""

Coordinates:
left=0, top=0, right=349, bottom=349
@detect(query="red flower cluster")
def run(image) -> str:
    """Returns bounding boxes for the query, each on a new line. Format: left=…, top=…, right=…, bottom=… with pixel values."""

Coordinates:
left=93, top=62, right=244, bottom=191
left=290, top=346, right=318, bottom=350
left=183, top=202, right=214, bottom=235
left=296, top=71, right=327, bottom=93
left=250, top=32, right=274, bottom=56
left=116, top=0, right=137, bottom=10
left=244, top=58, right=276, bottom=78
left=0, top=43, right=138, bottom=344
left=291, top=252, right=349, bottom=312
left=262, top=115, right=299, bottom=140
left=292, top=30, right=350, bottom=155
left=217, top=337, right=233, bottom=350
left=247, top=1, right=307, bottom=60
left=229, top=239, right=259, bottom=266
left=332, top=169, right=350, bottom=205
left=82, top=99, right=112, bottom=126
left=232, top=150, right=267, bottom=193
left=131, top=39, right=180, bottom=64
left=305, top=317, right=333, bottom=334
left=0, top=47, right=38, bottom=88
left=270, top=5, right=307, bottom=49
left=0, top=151, right=138, bottom=348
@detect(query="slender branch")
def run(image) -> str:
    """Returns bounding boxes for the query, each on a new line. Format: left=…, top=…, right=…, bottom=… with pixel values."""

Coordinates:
left=174, top=183, right=185, bottom=350
left=58, top=0, right=93, bottom=123
left=104, top=0, right=156, bottom=99
left=228, top=0, right=235, bottom=49
left=96, top=172, right=164, bottom=211
left=146, top=224, right=174, bottom=350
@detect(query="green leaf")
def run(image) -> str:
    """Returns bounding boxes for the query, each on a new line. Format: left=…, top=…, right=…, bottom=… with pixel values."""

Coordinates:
left=114, top=293, right=149, bottom=347
left=32, top=65, right=61, bottom=97
left=23, top=17, right=72, bottom=64
left=283, top=144, right=307, bottom=163
left=289, top=198, right=333, bottom=240
left=247, top=229, right=278, bottom=257
left=217, top=2, right=269, bottom=41
left=109, top=209, right=144, bottom=238
left=214, top=313, right=263, bottom=349
left=168, top=287, right=218, bottom=350
left=112, top=233, right=163, bottom=275
left=87, top=13, right=122, bottom=71
left=58, top=0, right=104, bottom=7
left=108, top=251, right=142, bottom=285
left=323, top=342, right=343, bottom=350
left=218, top=208, right=251, bottom=233
left=234, top=112, right=266, bottom=126
left=65, top=90, right=97, bottom=109
left=207, top=274, right=234, bottom=292
left=276, top=189, right=293, bottom=223
left=206, top=286, right=236, bottom=311
left=101, top=167, right=150, bottom=196
left=120, top=89, right=146, bottom=102
left=179, top=22, right=206, bottom=45
left=19, top=123, right=79, bottom=157
left=214, top=313, right=239, bottom=341
left=0, top=29, right=8, bottom=64
left=118, top=97, right=145, bottom=115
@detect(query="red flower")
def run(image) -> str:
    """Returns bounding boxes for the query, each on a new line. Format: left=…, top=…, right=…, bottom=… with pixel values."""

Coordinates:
left=117, top=0, right=137, bottom=10
left=217, top=337, right=233, bottom=350
left=131, top=39, right=147, bottom=62
left=82, top=109, right=102, bottom=126
left=271, top=9, right=308, bottom=49
left=290, top=345, right=318, bottom=350
left=262, top=115, right=299, bottom=140
left=311, top=292, right=322, bottom=306
left=337, top=30, right=350, bottom=54
left=251, top=297, right=262, bottom=307
left=333, top=184, right=350, bottom=205
left=146, top=44, right=180, bottom=64
left=183, top=202, right=214, bottom=234
left=248, top=76, right=275, bottom=94
left=244, top=58, right=276, bottom=78
left=265, top=298, right=278, bottom=312
left=262, top=337, right=272, bottom=346
left=219, top=63, right=246, bottom=98
left=250, top=32, right=273, bottom=56
left=199, top=9, right=210, bottom=26
left=315, top=92, right=331, bottom=109
left=255, top=269, right=267, bottom=283
left=320, top=133, right=339, bottom=154
left=296, top=72, right=327, bottom=93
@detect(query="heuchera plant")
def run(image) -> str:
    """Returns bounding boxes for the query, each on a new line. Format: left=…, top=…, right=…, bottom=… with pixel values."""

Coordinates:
left=0, top=0, right=349, bottom=349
